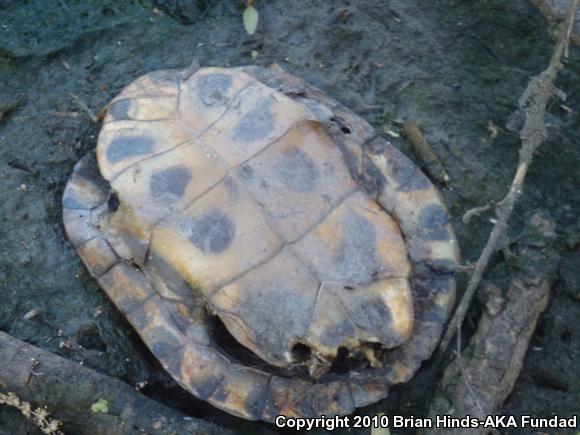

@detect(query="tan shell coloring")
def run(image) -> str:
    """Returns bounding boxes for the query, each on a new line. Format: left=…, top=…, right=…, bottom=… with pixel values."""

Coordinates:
left=63, top=65, right=459, bottom=421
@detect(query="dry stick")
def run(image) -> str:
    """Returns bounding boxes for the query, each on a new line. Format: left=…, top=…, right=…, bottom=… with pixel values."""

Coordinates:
left=0, top=332, right=230, bottom=435
left=426, top=212, right=559, bottom=435
left=438, top=0, right=580, bottom=356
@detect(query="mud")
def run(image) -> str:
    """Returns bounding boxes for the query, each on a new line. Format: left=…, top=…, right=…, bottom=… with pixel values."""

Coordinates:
left=0, top=0, right=578, bottom=434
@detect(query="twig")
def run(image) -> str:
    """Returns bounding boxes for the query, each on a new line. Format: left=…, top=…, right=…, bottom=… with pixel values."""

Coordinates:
left=462, top=201, right=494, bottom=224
left=438, top=0, right=580, bottom=356
left=402, top=121, right=450, bottom=185
left=68, top=93, right=98, bottom=123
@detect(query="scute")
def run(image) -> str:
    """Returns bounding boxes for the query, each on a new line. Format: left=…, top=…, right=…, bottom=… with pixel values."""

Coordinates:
left=63, top=65, right=458, bottom=422
left=149, top=177, right=282, bottom=292
left=235, top=120, right=357, bottom=242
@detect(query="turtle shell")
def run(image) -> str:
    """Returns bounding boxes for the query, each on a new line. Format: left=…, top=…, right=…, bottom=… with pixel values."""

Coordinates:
left=63, top=65, right=459, bottom=421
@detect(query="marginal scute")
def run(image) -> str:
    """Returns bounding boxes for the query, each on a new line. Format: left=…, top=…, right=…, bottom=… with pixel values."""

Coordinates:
left=77, top=237, right=117, bottom=277
left=62, top=155, right=108, bottom=210
left=208, top=366, right=271, bottom=420
left=116, top=69, right=180, bottom=100
left=294, top=381, right=355, bottom=418
left=349, top=376, right=389, bottom=408
left=63, top=65, right=458, bottom=422
left=63, top=208, right=100, bottom=246
left=179, top=344, right=230, bottom=400
left=262, top=376, right=311, bottom=420
left=418, top=203, right=451, bottom=241
left=106, top=96, right=177, bottom=123
left=97, top=264, right=155, bottom=315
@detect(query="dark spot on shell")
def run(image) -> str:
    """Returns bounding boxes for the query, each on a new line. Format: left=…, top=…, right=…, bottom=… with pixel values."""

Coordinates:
left=419, top=204, right=450, bottom=240
left=108, top=193, right=119, bottom=212
left=233, top=97, right=274, bottom=142
left=150, top=165, right=192, bottom=200
left=108, top=99, right=131, bottom=120
left=106, top=136, right=154, bottom=163
left=335, top=210, right=381, bottom=283
left=198, top=73, right=232, bottom=106
left=187, top=209, right=235, bottom=254
left=274, top=148, right=320, bottom=193
left=390, top=152, right=430, bottom=191
left=239, top=164, right=254, bottom=180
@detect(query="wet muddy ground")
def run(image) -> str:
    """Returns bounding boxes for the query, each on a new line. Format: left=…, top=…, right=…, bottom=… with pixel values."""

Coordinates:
left=0, top=0, right=578, bottom=434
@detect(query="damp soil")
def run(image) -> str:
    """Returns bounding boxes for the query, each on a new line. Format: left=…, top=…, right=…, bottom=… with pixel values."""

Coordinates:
left=0, top=1, right=579, bottom=434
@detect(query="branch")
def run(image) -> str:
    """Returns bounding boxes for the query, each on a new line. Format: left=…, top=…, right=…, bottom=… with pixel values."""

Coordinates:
left=426, top=212, right=559, bottom=435
left=0, top=332, right=229, bottom=435
left=438, top=0, right=580, bottom=355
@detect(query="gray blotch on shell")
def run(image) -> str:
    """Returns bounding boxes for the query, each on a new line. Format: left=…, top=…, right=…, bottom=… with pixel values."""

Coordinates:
left=273, top=148, right=320, bottom=193
left=390, top=152, right=430, bottom=191
left=108, top=99, right=132, bottom=120
left=150, top=165, right=192, bottom=200
left=186, top=209, right=236, bottom=254
left=418, top=203, right=450, bottom=240
left=232, top=97, right=274, bottom=142
left=335, top=210, right=383, bottom=284
left=198, top=73, right=233, bottom=106
left=106, top=136, right=154, bottom=163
